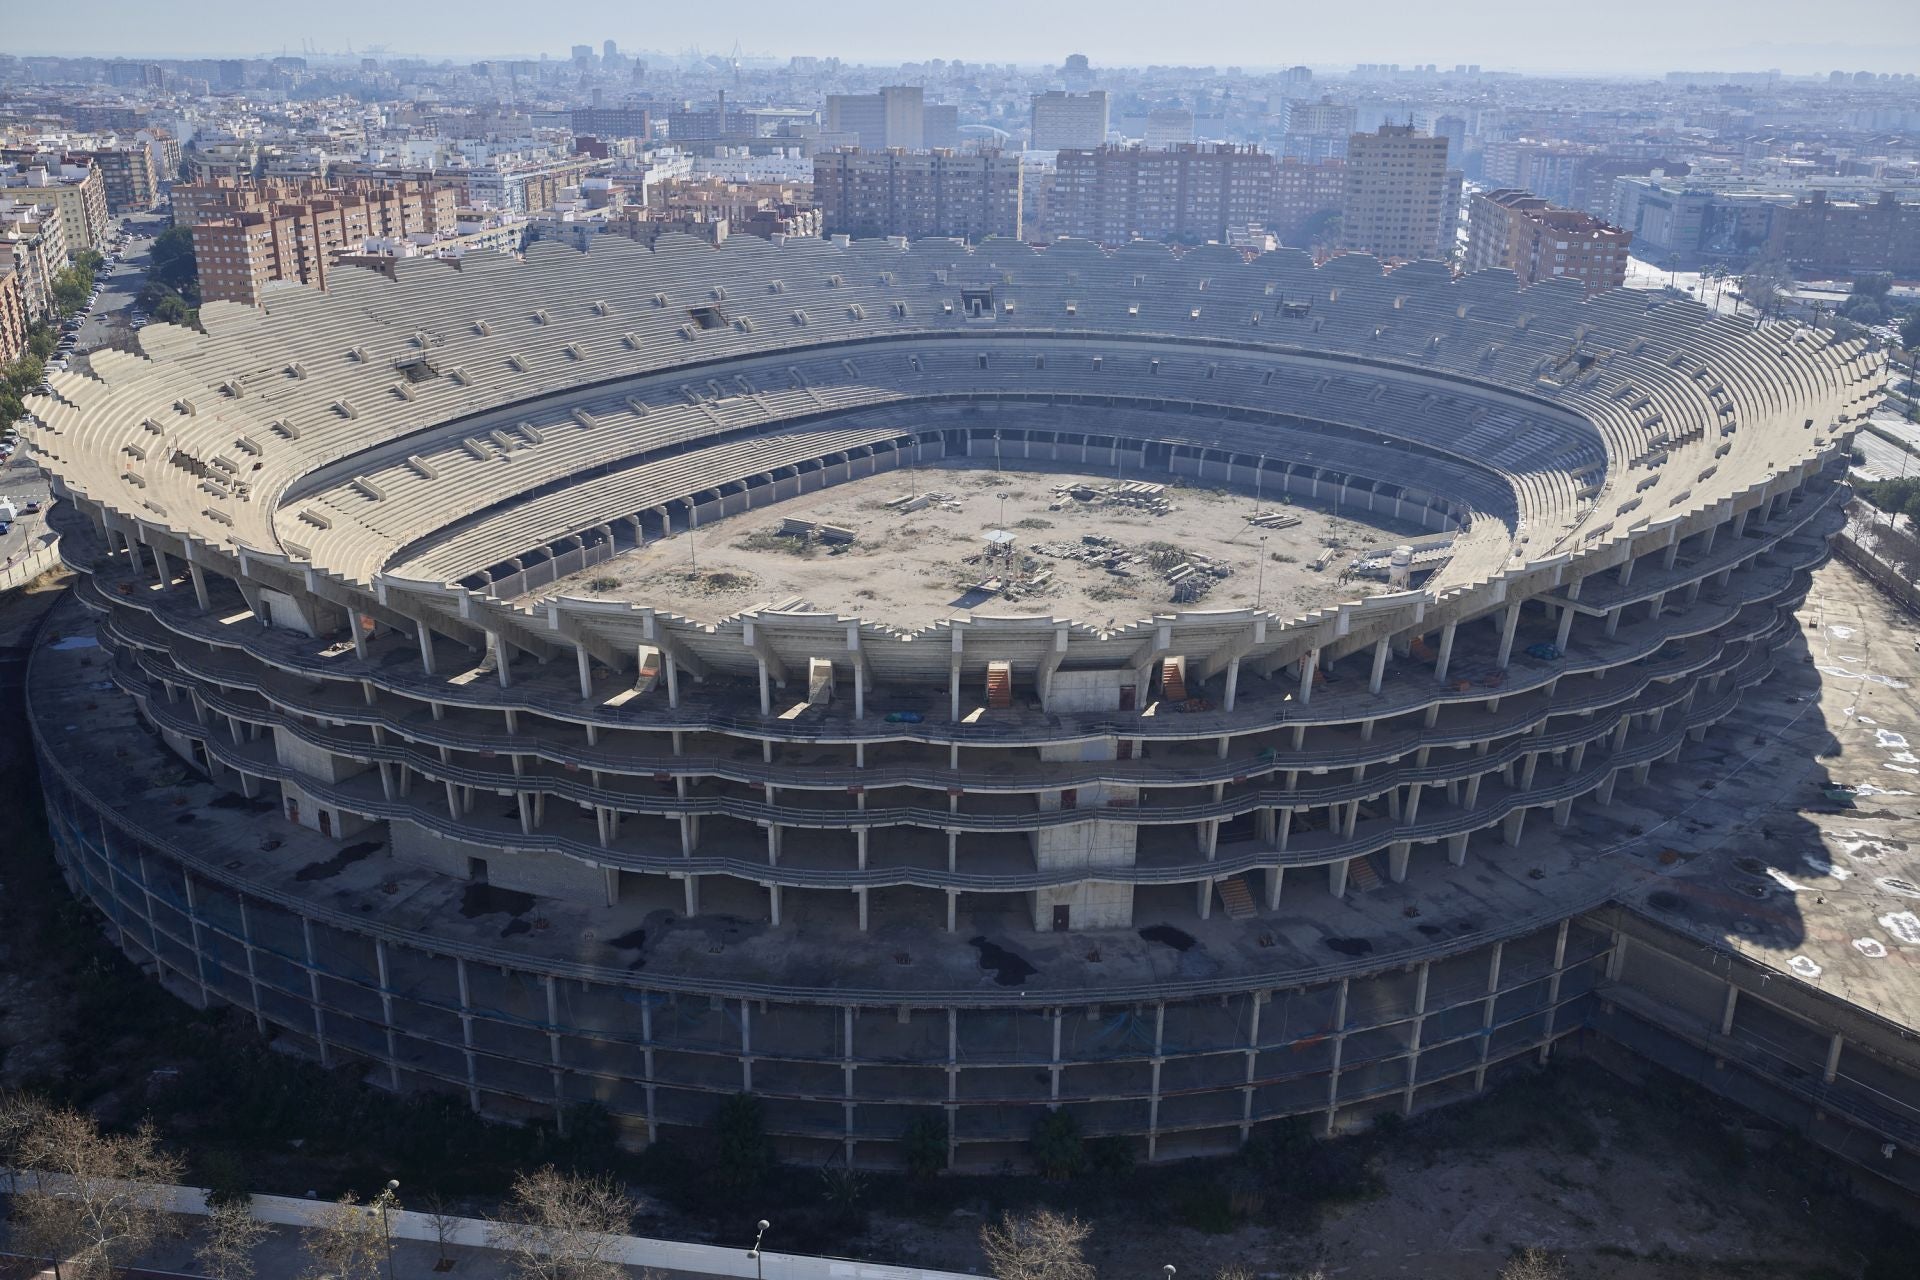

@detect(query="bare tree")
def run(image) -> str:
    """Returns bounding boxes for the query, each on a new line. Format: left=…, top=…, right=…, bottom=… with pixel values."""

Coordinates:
left=486, top=1165, right=636, bottom=1280
left=0, top=1092, right=52, bottom=1194
left=420, top=1190, right=465, bottom=1271
left=978, top=1208, right=1095, bottom=1280
left=1499, top=1247, right=1568, bottom=1280
left=195, top=1198, right=271, bottom=1280
left=299, top=1193, right=388, bottom=1280
left=6, top=1105, right=183, bottom=1280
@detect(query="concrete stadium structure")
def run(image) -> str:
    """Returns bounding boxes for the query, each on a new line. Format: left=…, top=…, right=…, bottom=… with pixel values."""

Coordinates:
left=18, top=233, right=1900, bottom=1170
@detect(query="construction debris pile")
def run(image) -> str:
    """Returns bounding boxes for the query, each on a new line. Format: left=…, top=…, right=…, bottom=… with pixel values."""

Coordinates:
left=1019, top=534, right=1236, bottom=603
left=1048, top=479, right=1175, bottom=516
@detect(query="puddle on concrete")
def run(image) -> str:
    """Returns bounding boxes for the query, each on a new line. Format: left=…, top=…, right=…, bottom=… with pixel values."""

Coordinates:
left=967, top=936, right=1038, bottom=986
left=1322, top=936, right=1374, bottom=957
left=1138, top=924, right=1196, bottom=952
left=607, top=927, right=648, bottom=949
left=293, top=839, right=385, bottom=882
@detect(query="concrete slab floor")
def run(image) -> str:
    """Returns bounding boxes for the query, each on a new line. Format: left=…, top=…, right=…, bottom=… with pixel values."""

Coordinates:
left=1615, top=559, right=1920, bottom=1031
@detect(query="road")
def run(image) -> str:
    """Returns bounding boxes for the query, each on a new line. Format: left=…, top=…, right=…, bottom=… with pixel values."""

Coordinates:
left=1623, top=255, right=1751, bottom=320
left=71, top=207, right=170, bottom=358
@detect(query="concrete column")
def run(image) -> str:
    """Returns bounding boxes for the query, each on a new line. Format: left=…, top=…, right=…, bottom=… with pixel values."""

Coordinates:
left=1720, top=983, right=1740, bottom=1036
left=1823, top=1032, right=1844, bottom=1084
left=1496, top=602, right=1521, bottom=670
left=300, top=916, right=331, bottom=1069
left=1369, top=637, right=1390, bottom=695
left=1265, top=866, right=1284, bottom=909
left=1596, top=770, right=1618, bottom=806
left=456, top=957, right=481, bottom=1111
left=1298, top=649, right=1317, bottom=705
left=491, top=633, right=511, bottom=688
left=757, top=656, right=772, bottom=716
left=1539, top=919, right=1573, bottom=1063
left=949, top=657, right=963, bottom=721
left=416, top=620, right=436, bottom=675
left=1224, top=655, right=1241, bottom=711
left=683, top=874, right=700, bottom=916
left=575, top=645, right=592, bottom=699
left=1433, top=621, right=1457, bottom=684
left=1555, top=603, right=1576, bottom=651
left=1604, top=606, right=1622, bottom=639
left=1448, top=832, right=1468, bottom=865
left=1502, top=809, right=1527, bottom=846
left=1474, top=940, right=1505, bottom=1091
left=1147, top=1003, right=1165, bottom=1161
left=1401, top=961, right=1430, bottom=1114
left=1552, top=798, right=1573, bottom=827
left=1328, top=857, right=1349, bottom=898
left=1388, top=841, right=1410, bottom=883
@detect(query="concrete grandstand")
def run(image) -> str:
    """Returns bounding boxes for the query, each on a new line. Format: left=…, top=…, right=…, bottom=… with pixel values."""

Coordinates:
left=18, top=232, right=1909, bottom=1174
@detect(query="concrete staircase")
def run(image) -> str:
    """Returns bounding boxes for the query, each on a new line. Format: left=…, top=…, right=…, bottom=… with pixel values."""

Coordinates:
left=1216, top=875, right=1257, bottom=920
left=986, top=660, right=1012, bottom=709
left=1160, top=657, right=1187, bottom=703
left=1346, top=855, right=1384, bottom=893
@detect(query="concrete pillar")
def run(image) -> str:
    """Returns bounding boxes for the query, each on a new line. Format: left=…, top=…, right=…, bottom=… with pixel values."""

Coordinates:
left=576, top=645, right=592, bottom=699
left=1369, top=637, right=1389, bottom=695
left=1433, top=621, right=1457, bottom=684
left=1298, top=648, right=1317, bottom=705
left=1552, top=798, right=1572, bottom=827
left=1539, top=919, right=1573, bottom=1063
left=1448, top=832, right=1468, bottom=865
left=757, top=656, right=772, bottom=716
left=1224, top=655, right=1241, bottom=712
left=1555, top=603, right=1576, bottom=651
left=491, top=633, right=511, bottom=688
left=1604, top=606, right=1622, bottom=639
left=1823, top=1032, right=1844, bottom=1084
left=1265, top=866, right=1284, bottom=909
left=1596, top=770, right=1618, bottom=806
left=683, top=874, right=700, bottom=916
left=417, top=620, right=436, bottom=675
left=1496, top=602, right=1521, bottom=670
left=1328, top=857, right=1349, bottom=898
left=1720, top=983, right=1739, bottom=1036
left=1502, top=809, right=1526, bottom=846
left=1388, top=841, right=1410, bottom=883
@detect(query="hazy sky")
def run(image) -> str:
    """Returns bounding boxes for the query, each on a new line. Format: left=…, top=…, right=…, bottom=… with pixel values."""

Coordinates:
left=10, top=0, right=1919, bottom=75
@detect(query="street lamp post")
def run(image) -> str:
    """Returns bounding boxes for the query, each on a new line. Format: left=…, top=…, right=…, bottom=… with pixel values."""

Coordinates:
left=1255, top=535, right=1269, bottom=610
left=377, top=1179, right=400, bottom=1280
left=748, top=1219, right=771, bottom=1280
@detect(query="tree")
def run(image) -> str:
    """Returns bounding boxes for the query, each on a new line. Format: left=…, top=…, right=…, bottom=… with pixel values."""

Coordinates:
left=420, top=1191, right=465, bottom=1268
left=0, top=1091, right=52, bottom=1193
left=1028, top=1109, right=1086, bottom=1180
left=901, top=1110, right=949, bottom=1179
left=713, top=1093, right=771, bottom=1190
left=1740, top=258, right=1792, bottom=321
left=1499, top=1247, right=1568, bottom=1280
left=148, top=225, right=199, bottom=298
left=6, top=1105, right=184, bottom=1280
left=51, top=266, right=92, bottom=316
left=1901, top=312, right=1920, bottom=352
left=195, top=1199, right=271, bottom=1280
left=486, top=1165, right=636, bottom=1280
left=299, top=1192, right=388, bottom=1280
left=978, top=1208, right=1095, bottom=1280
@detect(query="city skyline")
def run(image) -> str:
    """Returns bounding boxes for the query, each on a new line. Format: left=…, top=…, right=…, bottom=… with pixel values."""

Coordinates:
left=7, top=0, right=1920, bottom=76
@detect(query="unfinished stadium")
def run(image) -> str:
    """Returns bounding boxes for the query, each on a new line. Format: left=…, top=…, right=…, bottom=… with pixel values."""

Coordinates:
left=20, top=233, right=1918, bottom=1178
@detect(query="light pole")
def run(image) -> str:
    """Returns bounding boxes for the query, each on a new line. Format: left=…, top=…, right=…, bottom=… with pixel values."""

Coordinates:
left=1164, top=1266, right=1177, bottom=1280
left=1255, top=534, right=1269, bottom=610
left=376, top=1179, right=400, bottom=1280
left=748, top=1219, right=771, bottom=1280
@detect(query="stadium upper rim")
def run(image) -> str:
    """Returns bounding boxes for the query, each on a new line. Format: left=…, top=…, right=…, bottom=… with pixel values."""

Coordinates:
left=22, top=233, right=1881, bottom=638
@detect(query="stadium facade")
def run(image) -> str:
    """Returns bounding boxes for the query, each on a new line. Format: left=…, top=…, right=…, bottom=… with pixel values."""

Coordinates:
left=20, top=234, right=1887, bottom=1168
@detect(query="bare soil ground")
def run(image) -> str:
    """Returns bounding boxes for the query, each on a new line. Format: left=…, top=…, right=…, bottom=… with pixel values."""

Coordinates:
left=544, top=467, right=1419, bottom=628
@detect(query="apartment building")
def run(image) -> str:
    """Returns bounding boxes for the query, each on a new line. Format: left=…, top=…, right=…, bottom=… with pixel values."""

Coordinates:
left=77, top=145, right=159, bottom=212
left=825, top=86, right=927, bottom=151
left=813, top=148, right=1021, bottom=242
left=176, top=178, right=458, bottom=234
left=192, top=181, right=458, bottom=306
left=567, top=106, right=652, bottom=140
left=1341, top=124, right=1460, bottom=261
left=0, top=203, right=69, bottom=319
left=1, top=158, right=111, bottom=252
left=1776, top=190, right=1920, bottom=277
left=1051, top=144, right=1276, bottom=246
left=1272, top=156, right=1346, bottom=245
left=1144, top=108, right=1195, bottom=149
left=1031, top=91, right=1110, bottom=150
left=1464, top=189, right=1631, bottom=295
left=0, top=266, right=28, bottom=368
left=1281, top=96, right=1356, bottom=161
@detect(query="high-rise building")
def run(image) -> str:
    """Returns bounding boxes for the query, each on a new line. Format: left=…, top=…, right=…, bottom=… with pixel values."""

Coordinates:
left=1051, top=144, right=1276, bottom=246
left=1, top=158, right=112, bottom=253
left=924, top=104, right=960, bottom=151
left=1031, top=91, right=1109, bottom=150
left=1464, top=189, right=1631, bottom=295
left=813, top=148, right=1021, bottom=242
left=1272, top=156, right=1347, bottom=245
left=1341, top=124, right=1460, bottom=261
left=1282, top=96, right=1356, bottom=161
left=0, top=265, right=28, bottom=368
left=1144, top=108, right=1195, bottom=149
left=825, top=87, right=926, bottom=151
left=568, top=106, right=652, bottom=140
left=80, top=146, right=160, bottom=213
